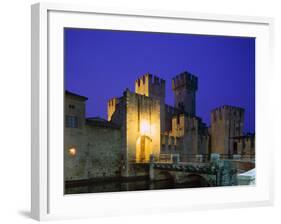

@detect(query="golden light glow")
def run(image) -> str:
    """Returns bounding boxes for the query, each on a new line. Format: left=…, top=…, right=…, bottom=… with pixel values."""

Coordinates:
left=136, top=136, right=152, bottom=163
left=68, top=147, right=77, bottom=156
left=140, top=120, right=150, bottom=135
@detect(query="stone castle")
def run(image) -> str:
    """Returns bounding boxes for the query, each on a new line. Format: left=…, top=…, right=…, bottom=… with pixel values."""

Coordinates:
left=64, top=71, right=255, bottom=181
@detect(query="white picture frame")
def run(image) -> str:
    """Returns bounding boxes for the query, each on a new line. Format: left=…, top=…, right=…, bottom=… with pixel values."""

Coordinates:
left=31, top=2, right=274, bottom=221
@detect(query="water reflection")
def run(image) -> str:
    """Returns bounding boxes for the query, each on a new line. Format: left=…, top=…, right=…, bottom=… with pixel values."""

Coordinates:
left=65, top=178, right=208, bottom=194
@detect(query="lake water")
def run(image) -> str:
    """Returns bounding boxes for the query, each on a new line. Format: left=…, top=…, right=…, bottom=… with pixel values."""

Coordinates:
left=65, top=178, right=208, bottom=194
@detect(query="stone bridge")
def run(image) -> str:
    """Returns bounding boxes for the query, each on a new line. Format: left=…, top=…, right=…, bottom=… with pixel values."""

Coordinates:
left=148, top=160, right=238, bottom=187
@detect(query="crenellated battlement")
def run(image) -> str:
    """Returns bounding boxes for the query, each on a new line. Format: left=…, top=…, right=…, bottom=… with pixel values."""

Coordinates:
left=135, top=73, right=165, bottom=87
left=107, top=97, right=120, bottom=121
left=232, top=133, right=255, bottom=142
left=211, top=105, right=245, bottom=123
left=135, top=73, right=165, bottom=99
left=165, top=104, right=180, bottom=115
left=108, top=97, right=120, bottom=106
left=170, top=114, right=198, bottom=137
left=172, top=71, right=198, bottom=91
left=161, top=133, right=181, bottom=148
left=211, top=105, right=244, bottom=113
left=172, top=71, right=198, bottom=116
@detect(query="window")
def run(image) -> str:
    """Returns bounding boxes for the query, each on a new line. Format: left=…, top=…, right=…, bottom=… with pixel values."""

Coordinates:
left=68, top=104, right=75, bottom=109
left=65, top=115, right=78, bottom=128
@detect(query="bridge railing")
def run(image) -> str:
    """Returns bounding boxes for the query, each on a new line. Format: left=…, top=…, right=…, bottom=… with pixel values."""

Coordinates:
left=127, top=154, right=179, bottom=164
left=217, top=154, right=255, bottom=161
left=152, top=154, right=180, bottom=163
left=127, top=153, right=255, bottom=164
left=179, top=154, right=210, bottom=163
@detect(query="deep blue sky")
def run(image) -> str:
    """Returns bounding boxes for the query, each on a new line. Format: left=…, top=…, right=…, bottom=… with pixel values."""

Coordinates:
left=64, top=28, right=255, bottom=133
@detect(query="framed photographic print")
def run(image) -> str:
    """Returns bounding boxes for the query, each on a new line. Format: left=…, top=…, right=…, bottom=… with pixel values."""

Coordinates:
left=31, top=2, right=274, bottom=221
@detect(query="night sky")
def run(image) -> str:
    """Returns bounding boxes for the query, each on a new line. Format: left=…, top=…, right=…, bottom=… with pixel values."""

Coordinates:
left=64, top=28, right=255, bottom=133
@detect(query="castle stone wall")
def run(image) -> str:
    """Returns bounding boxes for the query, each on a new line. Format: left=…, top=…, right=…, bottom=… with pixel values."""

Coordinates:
left=125, top=90, right=161, bottom=168
left=85, top=124, right=122, bottom=178
left=232, top=135, right=255, bottom=158
left=161, top=114, right=208, bottom=158
left=161, top=133, right=182, bottom=154
left=64, top=93, right=122, bottom=181
left=164, top=104, right=180, bottom=132
left=210, top=105, right=245, bottom=155
left=64, top=127, right=88, bottom=181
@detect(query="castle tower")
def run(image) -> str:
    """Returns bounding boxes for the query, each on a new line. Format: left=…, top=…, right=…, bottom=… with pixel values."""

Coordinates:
left=135, top=73, right=166, bottom=132
left=172, top=71, right=198, bottom=116
left=170, top=114, right=209, bottom=156
left=135, top=73, right=165, bottom=103
left=210, top=105, right=245, bottom=156
left=107, top=97, right=120, bottom=121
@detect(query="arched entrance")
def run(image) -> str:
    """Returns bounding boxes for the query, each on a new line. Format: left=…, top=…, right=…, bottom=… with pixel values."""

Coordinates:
left=185, top=174, right=210, bottom=187
left=136, top=135, right=152, bottom=163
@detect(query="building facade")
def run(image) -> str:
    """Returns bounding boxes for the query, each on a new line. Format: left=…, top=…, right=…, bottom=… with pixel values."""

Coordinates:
left=64, top=91, right=122, bottom=181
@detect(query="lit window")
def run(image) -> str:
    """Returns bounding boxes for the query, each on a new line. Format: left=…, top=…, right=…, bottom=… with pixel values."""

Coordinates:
left=68, top=147, right=77, bottom=156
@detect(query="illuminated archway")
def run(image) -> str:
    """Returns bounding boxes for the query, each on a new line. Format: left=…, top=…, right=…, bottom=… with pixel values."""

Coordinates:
left=136, top=135, right=152, bottom=163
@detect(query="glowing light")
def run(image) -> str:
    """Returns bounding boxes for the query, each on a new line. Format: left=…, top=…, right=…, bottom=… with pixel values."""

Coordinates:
left=140, top=120, right=150, bottom=135
left=68, top=147, right=77, bottom=156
